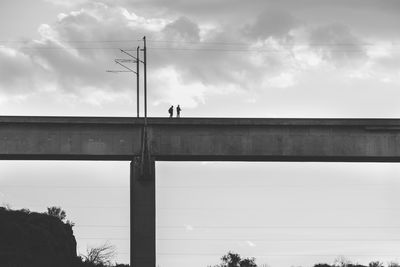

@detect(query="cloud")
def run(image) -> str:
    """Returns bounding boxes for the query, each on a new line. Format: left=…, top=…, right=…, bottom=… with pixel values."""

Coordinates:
left=0, top=46, right=42, bottom=95
left=162, top=16, right=200, bottom=42
left=307, top=24, right=368, bottom=66
left=245, top=240, right=256, bottom=247
left=122, top=0, right=400, bottom=36
left=1, top=0, right=400, bottom=115
left=184, top=224, right=194, bottom=231
left=43, top=0, right=88, bottom=7
left=349, top=43, right=400, bottom=86
left=150, top=66, right=207, bottom=108
left=262, top=72, right=296, bottom=89
left=0, top=2, right=169, bottom=105
left=242, top=9, right=298, bottom=40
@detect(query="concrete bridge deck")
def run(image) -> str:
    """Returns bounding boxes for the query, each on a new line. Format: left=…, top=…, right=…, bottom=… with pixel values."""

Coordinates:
left=2, top=116, right=400, bottom=267
left=1, top=116, right=400, bottom=161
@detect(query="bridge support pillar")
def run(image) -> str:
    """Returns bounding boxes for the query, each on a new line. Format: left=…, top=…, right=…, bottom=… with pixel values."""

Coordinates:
left=130, top=157, right=155, bottom=267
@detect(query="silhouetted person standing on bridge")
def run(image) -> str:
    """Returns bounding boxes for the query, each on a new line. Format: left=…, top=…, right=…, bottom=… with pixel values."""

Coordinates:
left=176, top=105, right=181, bottom=118
left=168, top=105, right=174, bottom=118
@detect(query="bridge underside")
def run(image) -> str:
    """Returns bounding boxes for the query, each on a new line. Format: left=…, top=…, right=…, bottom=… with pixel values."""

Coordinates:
left=1, top=117, right=400, bottom=161
left=2, top=116, right=400, bottom=267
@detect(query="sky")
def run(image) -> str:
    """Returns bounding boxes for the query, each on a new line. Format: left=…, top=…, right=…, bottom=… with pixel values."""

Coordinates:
left=1, top=0, right=400, bottom=267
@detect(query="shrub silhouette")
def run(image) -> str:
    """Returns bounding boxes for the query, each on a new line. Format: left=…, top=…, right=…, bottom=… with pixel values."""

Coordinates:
left=46, top=206, right=75, bottom=226
left=82, top=242, right=116, bottom=266
left=214, top=251, right=257, bottom=267
left=47, top=206, right=67, bottom=221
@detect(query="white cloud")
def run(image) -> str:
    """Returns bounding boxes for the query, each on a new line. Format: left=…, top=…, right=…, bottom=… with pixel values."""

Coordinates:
left=43, top=0, right=88, bottom=7
left=0, top=2, right=169, bottom=107
left=245, top=240, right=256, bottom=247
left=291, top=47, right=323, bottom=68
left=184, top=224, right=194, bottom=231
left=78, top=86, right=132, bottom=106
left=37, top=24, right=59, bottom=41
left=0, top=46, right=39, bottom=96
left=122, top=8, right=170, bottom=31
left=198, top=23, right=218, bottom=41
left=264, top=72, right=296, bottom=89
left=1, top=0, right=400, bottom=117
left=366, top=42, right=392, bottom=59
left=0, top=46, right=18, bottom=57
left=57, top=13, right=68, bottom=21
left=150, top=66, right=207, bottom=108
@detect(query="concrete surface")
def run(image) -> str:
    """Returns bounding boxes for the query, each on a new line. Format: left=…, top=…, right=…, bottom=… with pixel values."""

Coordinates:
left=1, top=116, right=400, bottom=161
left=2, top=116, right=400, bottom=267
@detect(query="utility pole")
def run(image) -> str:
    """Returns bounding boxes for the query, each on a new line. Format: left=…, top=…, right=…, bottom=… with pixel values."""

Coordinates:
left=139, top=36, right=151, bottom=177
left=136, top=46, right=140, bottom=118
left=142, top=36, right=147, bottom=119
left=107, top=48, right=142, bottom=117
left=107, top=39, right=150, bottom=267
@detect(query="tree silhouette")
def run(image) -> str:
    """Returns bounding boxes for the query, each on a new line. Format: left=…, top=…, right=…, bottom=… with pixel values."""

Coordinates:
left=240, top=257, right=257, bottom=267
left=369, top=262, right=383, bottom=267
left=46, top=206, right=74, bottom=226
left=216, top=251, right=257, bottom=267
left=46, top=206, right=66, bottom=221
left=82, top=242, right=116, bottom=266
left=333, top=256, right=352, bottom=267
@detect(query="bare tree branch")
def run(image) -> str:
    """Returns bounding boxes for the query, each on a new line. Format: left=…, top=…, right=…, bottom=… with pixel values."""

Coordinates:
left=83, top=242, right=116, bottom=266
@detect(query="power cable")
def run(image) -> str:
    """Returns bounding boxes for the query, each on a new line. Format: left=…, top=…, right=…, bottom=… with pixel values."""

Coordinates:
left=155, top=238, right=400, bottom=242
left=2, top=183, right=398, bottom=188
left=2, top=38, right=399, bottom=47
left=72, top=225, right=400, bottom=229
left=157, top=225, right=400, bottom=229
left=156, top=252, right=400, bottom=257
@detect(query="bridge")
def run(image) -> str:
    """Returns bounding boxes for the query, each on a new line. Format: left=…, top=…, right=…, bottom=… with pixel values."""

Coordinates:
left=1, top=116, right=400, bottom=267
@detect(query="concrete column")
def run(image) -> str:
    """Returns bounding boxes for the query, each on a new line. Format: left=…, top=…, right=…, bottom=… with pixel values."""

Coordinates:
left=130, top=157, right=155, bottom=267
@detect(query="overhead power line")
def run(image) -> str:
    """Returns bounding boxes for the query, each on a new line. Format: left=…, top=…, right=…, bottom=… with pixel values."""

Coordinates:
left=1, top=38, right=400, bottom=46
left=156, top=238, right=400, bottom=242
left=76, top=237, right=400, bottom=242
left=2, top=183, right=398, bottom=188
left=0, top=39, right=141, bottom=44
left=72, top=224, right=400, bottom=229
left=4, top=46, right=396, bottom=54
left=0, top=185, right=129, bottom=188
left=2, top=39, right=400, bottom=53
left=75, top=225, right=129, bottom=228
left=156, top=253, right=400, bottom=257
left=157, top=225, right=400, bottom=229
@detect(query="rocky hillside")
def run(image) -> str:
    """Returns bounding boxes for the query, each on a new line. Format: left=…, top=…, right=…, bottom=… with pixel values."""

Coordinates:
left=0, top=207, right=78, bottom=267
